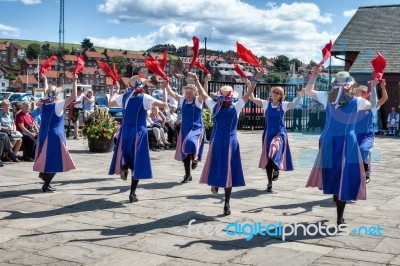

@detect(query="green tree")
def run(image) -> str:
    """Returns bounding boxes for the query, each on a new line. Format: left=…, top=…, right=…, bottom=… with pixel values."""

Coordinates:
left=81, top=38, right=94, bottom=50
left=266, top=73, right=282, bottom=83
left=109, top=56, right=128, bottom=76
left=309, top=60, right=317, bottom=67
left=274, top=55, right=290, bottom=72
left=26, top=43, right=41, bottom=60
left=259, top=55, right=267, bottom=64
left=289, top=58, right=302, bottom=72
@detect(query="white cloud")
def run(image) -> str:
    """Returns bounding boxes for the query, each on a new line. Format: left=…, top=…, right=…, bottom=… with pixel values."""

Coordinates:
left=0, top=23, right=20, bottom=37
left=107, top=19, right=120, bottom=24
left=96, top=0, right=338, bottom=62
left=21, top=0, right=41, bottom=4
left=343, top=9, right=357, bottom=17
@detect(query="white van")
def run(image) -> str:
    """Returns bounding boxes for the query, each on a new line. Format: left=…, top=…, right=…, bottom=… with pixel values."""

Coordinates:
left=62, top=84, right=93, bottom=97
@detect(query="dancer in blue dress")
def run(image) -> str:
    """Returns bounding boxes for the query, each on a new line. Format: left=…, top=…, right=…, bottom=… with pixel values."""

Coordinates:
left=165, top=75, right=209, bottom=183
left=191, top=69, right=264, bottom=215
left=108, top=75, right=168, bottom=203
left=250, top=87, right=304, bottom=192
left=33, top=75, right=77, bottom=192
left=305, top=68, right=371, bottom=225
left=354, top=81, right=387, bottom=183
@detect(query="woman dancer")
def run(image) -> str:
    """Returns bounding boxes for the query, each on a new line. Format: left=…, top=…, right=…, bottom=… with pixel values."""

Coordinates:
left=305, top=67, right=370, bottom=225
left=250, top=87, right=304, bottom=192
left=164, top=75, right=210, bottom=183
left=354, top=80, right=387, bottom=183
left=108, top=75, right=168, bottom=203
left=33, top=75, right=77, bottom=192
left=194, top=69, right=264, bottom=215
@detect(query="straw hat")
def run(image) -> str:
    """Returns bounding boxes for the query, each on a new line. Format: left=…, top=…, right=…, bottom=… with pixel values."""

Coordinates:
left=333, top=71, right=355, bottom=85
left=220, top=86, right=239, bottom=98
left=128, top=75, right=147, bottom=88
left=45, top=85, right=62, bottom=96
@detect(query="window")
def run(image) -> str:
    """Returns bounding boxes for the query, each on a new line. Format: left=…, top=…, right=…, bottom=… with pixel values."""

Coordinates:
left=96, top=75, right=99, bottom=78
left=12, top=58, right=17, bottom=63
left=1, top=82, right=5, bottom=87
left=86, top=75, right=89, bottom=78
left=1, top=51, right=6, bottom=55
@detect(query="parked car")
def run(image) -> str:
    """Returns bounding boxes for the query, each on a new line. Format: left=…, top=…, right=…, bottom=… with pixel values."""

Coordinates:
left=152, top=89, right=163, bottom=100
left=95, top=93, right=122, bottom=122
left=0, top=92, right=12, bottom=101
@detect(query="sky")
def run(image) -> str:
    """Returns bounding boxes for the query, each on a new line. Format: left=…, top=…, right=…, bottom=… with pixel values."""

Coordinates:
left=0, top=0, right=399, bottom=64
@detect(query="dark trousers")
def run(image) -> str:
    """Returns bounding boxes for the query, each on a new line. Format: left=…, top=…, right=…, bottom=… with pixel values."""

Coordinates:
left=22, top=134, right=36, bottom=159
left=0, top=132, right=12, bottom=156
left=292, top=109, right=302, bottom=131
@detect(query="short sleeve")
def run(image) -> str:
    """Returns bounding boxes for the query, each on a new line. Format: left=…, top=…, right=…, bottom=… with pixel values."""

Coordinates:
left=357, top=97, right=369, bottom=111
left=115, top=95, right=123, bottom=107
left=316, top=91, right=328, bottom=108
left=205, top=97, right=216, bottom=110
left=234, top=98, right=245, bottom=114
left=143, top=94, right=157, bottom=110
left=194, top=96, right=203, bottom=109
left=282, top=101, right=289, bottom=112
left=55, top=100, right=65, bottom=116
left=15, top=113, right=23, bottom=125
left=262, top=100, right=269, bottom=111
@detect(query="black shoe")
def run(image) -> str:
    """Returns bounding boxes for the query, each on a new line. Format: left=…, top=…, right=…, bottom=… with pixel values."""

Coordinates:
left=337, top=217, right=345, bottom=226
left=266, top=182, right=272, bottom=192
left=223, top=205, right=231, bottom=216
left=129, top=194, right=138, bottom=203
left=120, top=164, right=129, bottom=181
left=191, top=160, right=198, bottom=170
left=0, top=161, right=3, bottom=167
left=181, top=175, right=192, bottom=183
left=24, top=157, right=34, bottom=162
left=272, top=170, right=279, bottom=181
left=42, top=185, right=56, bottom=192
left=366, top=171, right=370, bottom=184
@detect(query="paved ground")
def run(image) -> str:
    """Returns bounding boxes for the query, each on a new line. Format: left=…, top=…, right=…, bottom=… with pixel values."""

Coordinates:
left=0, top=131, right=399, bottom=266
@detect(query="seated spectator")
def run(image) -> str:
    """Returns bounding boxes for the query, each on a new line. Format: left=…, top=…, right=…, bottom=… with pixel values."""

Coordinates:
left=164, top=105, right=178, bottom=145
left=0, top=100, right=22, bottom=154
left=15, top=102, right=39, bottom=161
left=0, top=132, right=20, bottom=166
left=387, top=107, right=399, bottom=136
left=12, top=102, right=21, bottom=116
left=147, top=108, right=170, bottom=147
left=31, top=104, right=42, bottom=126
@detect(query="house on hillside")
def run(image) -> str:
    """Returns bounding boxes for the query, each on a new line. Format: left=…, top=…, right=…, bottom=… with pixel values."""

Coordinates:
left=332, top=4, right=400, bottom=127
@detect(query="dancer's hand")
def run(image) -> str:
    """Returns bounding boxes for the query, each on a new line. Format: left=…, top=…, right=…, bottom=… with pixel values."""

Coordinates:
left=187, top=72, right=198, bottom=80
left=313, top=66, right=321, bottom=75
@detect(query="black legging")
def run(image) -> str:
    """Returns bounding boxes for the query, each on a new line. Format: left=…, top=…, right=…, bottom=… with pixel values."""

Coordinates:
left=22, top=134, right=36, bottom=159
left=183, top=155, right=192, bottom=177
left=224, top=188, right=232, bottom=207
left=130, top=179, right=139, bottom=195
left=42, top=173, right=56, bottom=187
left=265, top=161, right=278, bottom=183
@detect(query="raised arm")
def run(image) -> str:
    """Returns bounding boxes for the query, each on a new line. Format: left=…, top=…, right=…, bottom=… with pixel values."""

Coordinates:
left=108, top=83, right=120, bottom=107
left=305, top=67, right=321, bottom=99
left=242, top=68, right=265, bottom=102
left=164, top=80, right=181, bottom=102
left=64, top=75, right=77, bottom=108
left=203, top=73, right=211, bottom=97
left=187, top=72, right=208, bottom=102
left=376, top=79, right=388, bottom=108
left=287, top=89, right=305, bottom=109
left=42, top=75, right=48, bottom=91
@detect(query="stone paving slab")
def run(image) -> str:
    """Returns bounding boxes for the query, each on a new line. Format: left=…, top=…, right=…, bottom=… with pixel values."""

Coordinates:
left=0, top=131, right=399, bottom=265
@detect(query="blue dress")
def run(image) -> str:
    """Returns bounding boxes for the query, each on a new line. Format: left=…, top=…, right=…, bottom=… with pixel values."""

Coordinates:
left=306, top=95, right=367, bottom=201
left=355, top=108, right=375, bottom=163
left=259, top=101, right=293, bottom=170
left=109, top=93, right=152, bottom=179
left=175, top=97, right=204, bottom=161
left=200, top=100, right=245, bottom=188
left=33, top=101, right=75, bottom=173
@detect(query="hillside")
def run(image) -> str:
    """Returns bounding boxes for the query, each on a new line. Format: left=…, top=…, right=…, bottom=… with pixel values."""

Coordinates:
left=0, top=38, right=143, bottom=54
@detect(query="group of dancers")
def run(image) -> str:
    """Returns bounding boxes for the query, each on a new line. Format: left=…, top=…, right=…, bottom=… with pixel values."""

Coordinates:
left=32, top=65, right=387, bottom=226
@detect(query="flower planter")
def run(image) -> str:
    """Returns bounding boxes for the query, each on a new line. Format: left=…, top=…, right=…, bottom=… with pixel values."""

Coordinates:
left=88, top=138, right=114, bottom=153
